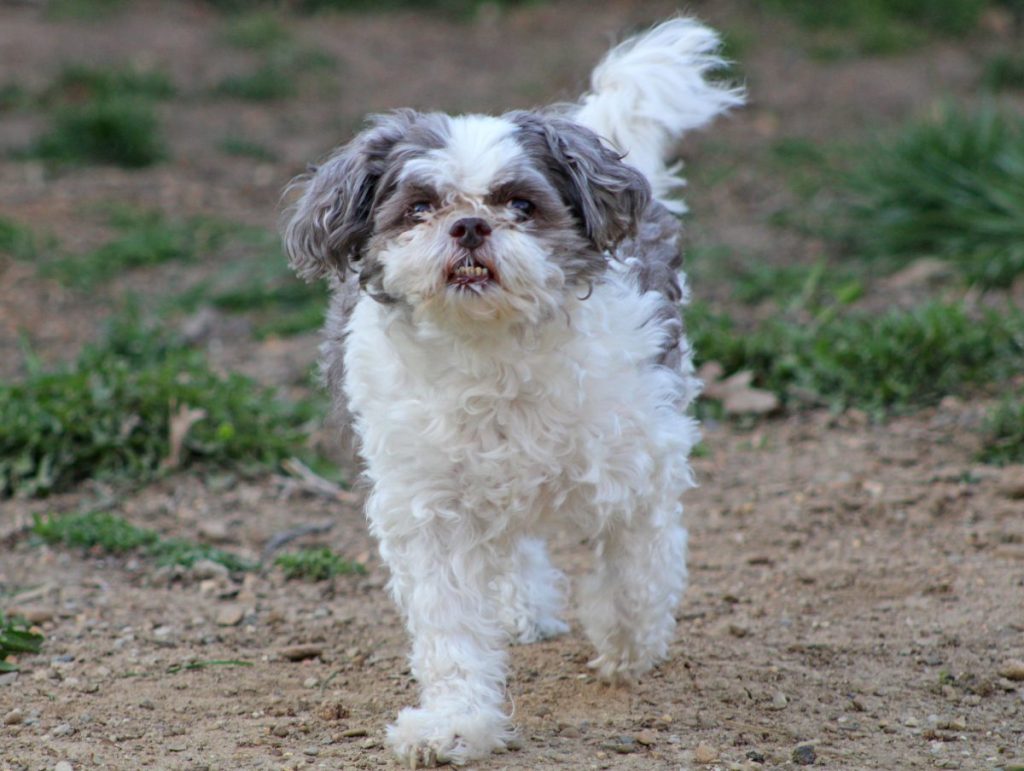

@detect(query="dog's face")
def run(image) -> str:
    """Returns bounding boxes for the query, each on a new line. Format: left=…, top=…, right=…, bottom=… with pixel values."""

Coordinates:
left=284, top=109, right=650, bottom=326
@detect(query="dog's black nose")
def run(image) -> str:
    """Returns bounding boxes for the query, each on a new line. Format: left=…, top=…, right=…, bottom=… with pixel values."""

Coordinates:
left=449, top=217, right=492, bottom=250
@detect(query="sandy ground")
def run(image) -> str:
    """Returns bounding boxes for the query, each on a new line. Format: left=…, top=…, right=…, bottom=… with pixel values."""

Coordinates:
left=1, top=2, right=1023, bottom=769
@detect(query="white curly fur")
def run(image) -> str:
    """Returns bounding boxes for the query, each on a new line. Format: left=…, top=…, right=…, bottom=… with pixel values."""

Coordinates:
left=289, top=18, right=741, bottom=767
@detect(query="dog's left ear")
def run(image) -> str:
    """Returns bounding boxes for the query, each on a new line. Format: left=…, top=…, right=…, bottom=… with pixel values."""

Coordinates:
left=510, top=112, right=651, bottom=251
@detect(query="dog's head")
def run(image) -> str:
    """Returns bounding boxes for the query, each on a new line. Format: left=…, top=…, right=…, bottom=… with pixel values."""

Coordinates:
left=283, top=109, right=650, bottom=326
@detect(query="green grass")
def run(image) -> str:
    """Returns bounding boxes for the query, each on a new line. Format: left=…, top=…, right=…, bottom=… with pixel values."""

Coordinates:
left=983, top=52, right=1024, bottom=91
left=0, top=612, right=45, bottom=674
left=218, top=135, right=278, bottom=161
left=47, top=64, right=176, bottom=103
left=1, top=310, right=317, bottom=497
left=221, top=11, right=291, bottom=50
left=689, top=301, right=1024, bottom=412
left=45, top=207, right=230, bottom=288
left=215, top=46, right=334, bottom=102
left=274, top=547, right=366, bottom=581
left=979, top=392, right=1024, bottom=465
left=31, top=511, right=255, bottom=571
left=171, top=226, right=328, bottom=339
left=31, top=96, right=166, bottom=167
left=730, top=261, right=864, bottom=309
left=764, top=0, right=987, bottom=56
left=0, top=216, right=40, bottom=261
left=844, top=107, right=1024, bottom=288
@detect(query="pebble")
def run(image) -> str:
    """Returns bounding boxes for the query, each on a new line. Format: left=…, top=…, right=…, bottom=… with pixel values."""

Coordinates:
left=216, top=604, right=245, bottom=627
left=55, top=762, right=74, bottom=771
left=0, top=672, right=19, bottom=686
left=280, top=644, right=323, bottom=662
left=634, top=729, right=656, bottom=746
left=769, top=691, right=789, bottom=710
left=317, top=700, right=350, bottom=721
left=559, top=724, right=581, bottom=739
left=3, top=708, right=24, bottom=725
left=745, top=749, right=766, bottom=763
left=998, top=659, right=1024, bottom=681
left=600, top=736, right=637, bottom=754
left=792, top=742, right=816, bottom=765
left=694, top=742, right=718, bottom=764
left=303, top=676, right=319, bottom=689
left=6, top=605, right=53, bottom=624
left=272, top=724, right=290, bottom=738
left=340, top=727, right=368, bottom=738
left=51, top=723, right=75, bottom=737
left=303, top=747, right=319, bottom=756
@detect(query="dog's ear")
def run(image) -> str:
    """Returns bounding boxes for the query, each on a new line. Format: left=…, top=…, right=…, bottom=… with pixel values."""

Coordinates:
left=510, top=112, right=651, bottom=252
left=282, top=110, right=419, bottom=281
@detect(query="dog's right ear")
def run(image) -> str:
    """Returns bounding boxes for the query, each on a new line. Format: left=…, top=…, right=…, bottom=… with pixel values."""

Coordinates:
left=282, top=110, right=418, bottom=281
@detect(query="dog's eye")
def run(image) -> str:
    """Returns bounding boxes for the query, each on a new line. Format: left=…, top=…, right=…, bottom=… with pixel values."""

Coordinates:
left=508, top=198, right=535, bottom=217
left=409, top=201, right=432, bottom=218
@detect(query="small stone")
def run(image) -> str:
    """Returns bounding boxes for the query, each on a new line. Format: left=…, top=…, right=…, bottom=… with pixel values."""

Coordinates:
left=601, top=736, right=637, bottom=754
left=360, top=737, right=379, bottom=750
left=939, top=716, right=967, bottom=731
left=341, top=727, right=368, bottom=738
left=302, top=747, right=319, bottom=756
left=694, top=742, right=718, bottom=764
left=998, top=659, right=1024, bottom=681
left=559, top=724, right=581, bottom=739
left=190, top=559, right=229, bottom=580
left=3, top=708, right=24, bottom=725
left=55, top=762, right=74, bottom=771
left=303, top=676, right=319, bottom=689
left=728, top=623, right=750, bottom=638
left=769, top=691, right=789, bottom=710
left=272, top=724, right=290, bottom=738
left=279, top=644, right=323, bottom=662
left=746, top=749, right=766, bottom=763
left=317, top=700, right=350, bottom=721
left=215, top=604, right=245, bottom=627
left=6, top=605, right=53, bottom=624
left=998, top=470, right=1024, bottom=500
left=792, top=742, right=816, bottom=765
left=904, top=716, right=920, bottom=727
left=51, top=722, right=75, bottom=737
left=634, top=729, right=657, bottom=746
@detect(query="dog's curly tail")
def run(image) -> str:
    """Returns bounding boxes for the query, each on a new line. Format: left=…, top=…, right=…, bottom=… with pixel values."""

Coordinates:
left=573, top=18, right=744, bottom=213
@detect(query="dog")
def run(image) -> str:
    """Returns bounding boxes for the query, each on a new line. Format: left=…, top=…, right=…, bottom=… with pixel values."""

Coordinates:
left=282, top=18, right=741, bottom=767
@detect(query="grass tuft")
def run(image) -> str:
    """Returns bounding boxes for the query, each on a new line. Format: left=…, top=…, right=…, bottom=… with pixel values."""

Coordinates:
left=274, top=547, right=366, bottom=581
left=845, top=107, right=1024, bottom=287
left=0, top=216, right=40, bottom=261
left=48, top=64, right=176, bottom=103
left=0, top=612, right=45, bottom=673
left=1, top=309, right=316, bottom=497
left=221, top=11, right=291, bottom=50
left=218, top=136, right=278, bottom=161
left=31, top=511, right=256, bottom=571
left=689, top=302, right=1024, bottom=412
left=46, top=207, right=230, bottom=288
left=979, top=392, right=1024, bottom=465
left=983, top=52, right=1024, bottom=91
left=31, top=96, right=166, bottom=168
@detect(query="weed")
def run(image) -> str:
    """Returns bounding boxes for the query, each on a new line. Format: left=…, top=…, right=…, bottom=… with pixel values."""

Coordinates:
left=31, top=511, right=256, bottom=571
left=31, top=96, right=166, bottom=167
left=979, top=392, right=1024, bottom=465
left=30, top=511, right=157, bottom=553
left=983, top=52, right=1024, bottom=91
left=275, top=547, right=366, bottom=581
left=845, top=107, right=1024, bottom=287
left=0, top=83, right=30, bottom=111
left=167, top=659, right=252, bottom=673
left=222, top=11, right=291, bottom=50
left=0, top=216, right=39, bottom=261
left=215, top=46, right=334, bottom=102
left=689, top=302, right=1024, bottom=412
left=48, top=64, right=176, bottom=103
left=1, top=310, right=316, bottom=497
left=0, top=612, right=45, bottom=673
left=764, top=0, right=986, bottom=56
left=218, top=136, right=278, bottom=161
left=46, top=207, right=230, bottom=288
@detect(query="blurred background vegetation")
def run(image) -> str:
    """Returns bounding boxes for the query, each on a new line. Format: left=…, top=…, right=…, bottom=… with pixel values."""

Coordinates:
left=0, top=0, right=1022, bottom=514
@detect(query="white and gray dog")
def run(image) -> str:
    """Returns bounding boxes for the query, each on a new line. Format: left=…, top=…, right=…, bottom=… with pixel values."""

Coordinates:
left=283, top=18, right=741, bottom=767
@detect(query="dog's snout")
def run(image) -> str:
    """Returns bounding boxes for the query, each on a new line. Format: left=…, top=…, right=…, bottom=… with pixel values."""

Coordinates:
left=449, top=217, right=492, bottom=250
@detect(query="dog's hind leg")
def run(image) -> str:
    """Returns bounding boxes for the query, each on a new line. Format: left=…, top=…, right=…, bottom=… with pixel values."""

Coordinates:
left=577, top=504, right=688, bottom=682
left=493, top=537, right=569, bottom=645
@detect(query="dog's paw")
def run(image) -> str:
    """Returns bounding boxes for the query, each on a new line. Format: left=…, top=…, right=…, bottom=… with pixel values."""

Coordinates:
left=513, top=615, right=570, bottom=645
left=387, top=705, right=511, bottom=767
left=587, top=650, right=656, bottom=684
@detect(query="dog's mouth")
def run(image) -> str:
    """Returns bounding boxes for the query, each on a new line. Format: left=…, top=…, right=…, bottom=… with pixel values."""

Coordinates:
left=447, top=255, right=498, bottom=288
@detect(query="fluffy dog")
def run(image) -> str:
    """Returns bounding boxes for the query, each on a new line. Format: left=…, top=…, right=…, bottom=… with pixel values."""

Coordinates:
left=283, top=18, right=741, bottom=767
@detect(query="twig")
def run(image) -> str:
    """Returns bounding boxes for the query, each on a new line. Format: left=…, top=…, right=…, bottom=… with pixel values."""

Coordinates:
left=279, top=457, right=359, bottom=503
left=261, top=520, right=336, bottom=563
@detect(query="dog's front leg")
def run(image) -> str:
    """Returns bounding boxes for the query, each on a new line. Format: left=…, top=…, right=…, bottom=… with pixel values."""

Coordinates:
left=380, top=528, right=514, bottom=767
